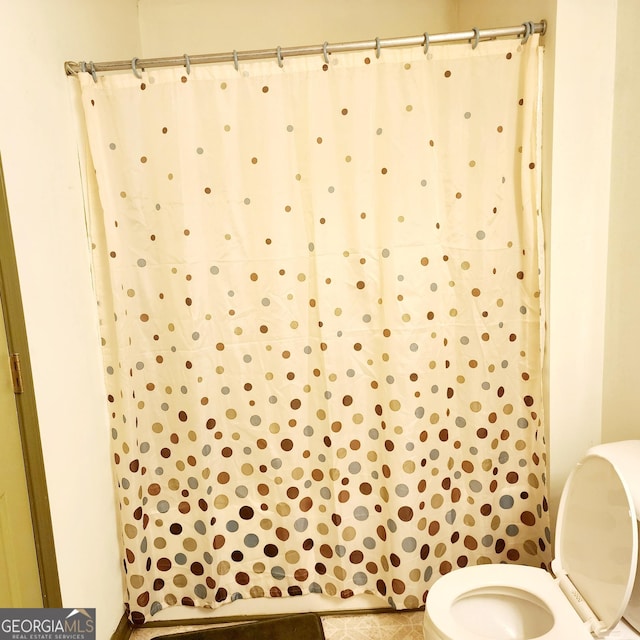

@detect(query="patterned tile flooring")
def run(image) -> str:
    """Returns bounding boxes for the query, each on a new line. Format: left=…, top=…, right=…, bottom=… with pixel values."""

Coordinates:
left=130, top=611, right=425, bottom=640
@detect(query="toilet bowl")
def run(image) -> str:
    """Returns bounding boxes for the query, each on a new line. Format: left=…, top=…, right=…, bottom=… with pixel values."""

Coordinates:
left=423, top=441, right=640, bottom=639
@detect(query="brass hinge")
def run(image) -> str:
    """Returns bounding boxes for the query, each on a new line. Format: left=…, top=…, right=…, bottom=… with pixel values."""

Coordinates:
left=10, top=353, right=23, bottom=394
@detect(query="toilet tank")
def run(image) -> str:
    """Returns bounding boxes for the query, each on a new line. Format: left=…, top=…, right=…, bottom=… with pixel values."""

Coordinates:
left=586, top=441, right=640, bottom=633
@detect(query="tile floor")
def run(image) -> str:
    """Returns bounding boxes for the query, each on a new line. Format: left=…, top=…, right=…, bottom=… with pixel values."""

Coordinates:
left=130, top=611, right=424, bottom=640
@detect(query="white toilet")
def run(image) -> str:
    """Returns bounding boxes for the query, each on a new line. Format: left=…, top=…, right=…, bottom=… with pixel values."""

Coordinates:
left=423, top=440, right=640, bottom=639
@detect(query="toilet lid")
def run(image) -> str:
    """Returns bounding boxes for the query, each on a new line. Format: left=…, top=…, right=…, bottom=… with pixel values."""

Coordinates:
left=554, top=453, right=638, bottom=633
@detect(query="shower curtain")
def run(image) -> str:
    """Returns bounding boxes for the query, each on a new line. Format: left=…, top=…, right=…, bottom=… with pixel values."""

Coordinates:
left=78, top=34, right=547, bottom=623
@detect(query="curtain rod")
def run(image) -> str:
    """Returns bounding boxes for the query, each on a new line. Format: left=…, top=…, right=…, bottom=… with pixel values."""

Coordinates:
left=64, top=20, right=546, bottom=78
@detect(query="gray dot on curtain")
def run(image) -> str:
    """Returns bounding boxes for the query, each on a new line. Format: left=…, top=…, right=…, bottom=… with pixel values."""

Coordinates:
left=402, top=537, right=417, bottom=552
left=363, top=537, right=376, bottom=549
left=354, top=506, right=369, bottom=521
left=354, top=572, right=368, bottom=585
left=395, top=484, right=409, bottom=497
left=244, top=534, right=259, bottom=547
left=271, top=567, right=286, bottom=580
left=500, top=495, right=514, bottom=509
left=469, top=480, right=482, bottom=493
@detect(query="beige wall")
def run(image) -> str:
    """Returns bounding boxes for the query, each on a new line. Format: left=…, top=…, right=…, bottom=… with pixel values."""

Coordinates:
left=603, top=0, right=640, bottom=444
left=138, top=0, right=455, bottom=56
left=0, top=1, right=140, bottom=638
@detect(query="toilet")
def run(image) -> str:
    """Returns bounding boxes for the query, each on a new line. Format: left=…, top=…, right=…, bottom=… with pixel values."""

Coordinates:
left=423, top=440, right=640, bottom=639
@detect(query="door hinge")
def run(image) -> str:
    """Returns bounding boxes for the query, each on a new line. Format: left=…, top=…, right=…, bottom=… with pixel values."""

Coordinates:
left=10, top=353, right=23, bottom=394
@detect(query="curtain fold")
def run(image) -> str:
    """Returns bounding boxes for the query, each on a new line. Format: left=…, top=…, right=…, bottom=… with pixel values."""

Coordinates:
left=78, top=35, right=548, bottom=624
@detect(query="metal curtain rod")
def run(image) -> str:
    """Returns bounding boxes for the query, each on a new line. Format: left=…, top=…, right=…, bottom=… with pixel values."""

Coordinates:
left=64, top=20, right=546, bottom=78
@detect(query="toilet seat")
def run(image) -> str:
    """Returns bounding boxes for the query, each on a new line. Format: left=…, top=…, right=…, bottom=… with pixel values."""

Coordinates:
left=423, top=564, right=593, bottom=639
left=424, top=443, right=640, bottom=640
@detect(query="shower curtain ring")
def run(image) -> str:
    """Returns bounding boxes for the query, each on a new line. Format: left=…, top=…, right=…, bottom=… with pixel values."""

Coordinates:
left=184, top=54, right=191, bottom=74
left=521, top=21, right=534, bottom=44
left=470, top=27, right=480, bottom=50
left=233, top=50, right=239, bottom=71
left=131, top=57, right=142, bottom=79
left=323, top=41, right=329, bottom=64
left=88, top=61, right=98, bottom=83
left=423, top=32, right=430, bottom=55
left=375, top=37, right=381, bottom=58
left=276, top=46, right=284, bottom=68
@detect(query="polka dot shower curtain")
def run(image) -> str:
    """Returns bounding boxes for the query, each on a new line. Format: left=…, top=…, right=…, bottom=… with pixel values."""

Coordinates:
left=78, top=34, right=548, bottom=623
